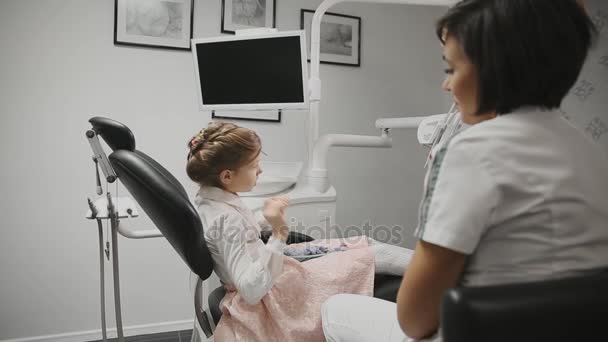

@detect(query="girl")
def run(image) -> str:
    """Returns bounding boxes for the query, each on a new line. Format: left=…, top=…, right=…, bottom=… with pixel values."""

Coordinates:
left=186, top=121, right=413, bottom=341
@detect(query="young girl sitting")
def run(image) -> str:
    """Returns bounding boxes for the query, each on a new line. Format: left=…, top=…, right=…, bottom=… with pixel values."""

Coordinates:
left=186, top=121, right=413, bottom=342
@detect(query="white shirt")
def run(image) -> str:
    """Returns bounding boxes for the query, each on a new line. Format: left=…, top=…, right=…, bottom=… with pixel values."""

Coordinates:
left=416, top=107, right=608, bottom=287
left=195, top=186, right=286, bottom=304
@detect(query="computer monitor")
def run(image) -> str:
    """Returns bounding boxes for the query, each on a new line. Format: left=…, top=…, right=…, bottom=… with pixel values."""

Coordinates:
left=191, top=30, right=309, bottom=111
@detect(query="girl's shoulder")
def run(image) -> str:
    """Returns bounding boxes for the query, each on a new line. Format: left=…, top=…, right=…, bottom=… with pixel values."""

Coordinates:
left=198, top=198, right=244, bottom=227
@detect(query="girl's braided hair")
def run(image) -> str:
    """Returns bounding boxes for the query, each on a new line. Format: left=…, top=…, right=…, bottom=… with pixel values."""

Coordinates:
left=186, top=121, right=261, bottom=188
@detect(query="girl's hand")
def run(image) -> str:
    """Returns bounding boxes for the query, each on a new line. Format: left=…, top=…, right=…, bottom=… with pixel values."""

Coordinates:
left=263, top=196, right=289, bottom=240
left=263, top=196, right=289, bottom=225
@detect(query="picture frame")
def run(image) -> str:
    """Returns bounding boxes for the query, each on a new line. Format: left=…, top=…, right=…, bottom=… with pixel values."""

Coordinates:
left=212, top=110, right=282, bottom=123
left=300, top=9, right=361, bottom=67
left=114, top=0, right=194, bottom=51
left=221, top=0, right=276, bottom=34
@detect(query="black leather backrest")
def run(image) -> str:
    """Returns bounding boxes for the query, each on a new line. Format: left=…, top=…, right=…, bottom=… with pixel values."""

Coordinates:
left=109, top=149, right=213, bottom=281
left=441, top=269, right=608, bottom=342
left=134, top=150, right=188, bottom=199
left=89, top=117, right=136, bottom=152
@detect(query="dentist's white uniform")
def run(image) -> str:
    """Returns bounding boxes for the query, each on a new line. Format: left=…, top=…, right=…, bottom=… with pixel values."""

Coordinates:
left=322, top=108, right=608, bottom=342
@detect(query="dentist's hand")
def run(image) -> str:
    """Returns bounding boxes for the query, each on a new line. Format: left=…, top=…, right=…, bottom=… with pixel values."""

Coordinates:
left=263, top=196, right=289, bottom=241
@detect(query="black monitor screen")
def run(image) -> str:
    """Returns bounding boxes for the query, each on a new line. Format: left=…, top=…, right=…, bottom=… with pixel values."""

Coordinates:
left=194, top=36, right=305, bottom=106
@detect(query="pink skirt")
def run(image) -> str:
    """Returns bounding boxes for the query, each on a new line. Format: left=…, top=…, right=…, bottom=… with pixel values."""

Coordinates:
left=214, top=237, right=375, bottom=342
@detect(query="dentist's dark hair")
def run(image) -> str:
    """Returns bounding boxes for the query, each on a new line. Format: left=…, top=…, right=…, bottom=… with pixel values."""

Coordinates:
left=436, top=0, right=597, bottom=115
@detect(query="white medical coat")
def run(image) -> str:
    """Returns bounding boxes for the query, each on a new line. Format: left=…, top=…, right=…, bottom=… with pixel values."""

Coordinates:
left=416, top=107, right=608, bottom=287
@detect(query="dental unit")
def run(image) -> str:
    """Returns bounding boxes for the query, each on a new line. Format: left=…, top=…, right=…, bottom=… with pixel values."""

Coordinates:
left=85, top=0, right=458, bottom=341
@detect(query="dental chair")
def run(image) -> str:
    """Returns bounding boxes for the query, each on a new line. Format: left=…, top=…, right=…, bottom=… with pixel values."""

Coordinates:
left=89, top=117, right=404, bottom=336
left=441, top=268, right=608, bottom=341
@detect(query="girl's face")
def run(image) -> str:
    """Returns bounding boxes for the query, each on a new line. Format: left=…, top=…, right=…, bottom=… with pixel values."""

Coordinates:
left=441, top=33, right=496, bottom=124
left=223, top=153, right=263, bottom=193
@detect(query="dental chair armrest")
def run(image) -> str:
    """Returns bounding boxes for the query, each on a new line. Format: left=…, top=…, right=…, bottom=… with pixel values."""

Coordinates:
left=208, top=285, right=226, bottom=326
left=260, top=230, right=314, bottom=245
left=373, top=274, right=402, bottom=302
left=286, top=231, right=315, bottom=244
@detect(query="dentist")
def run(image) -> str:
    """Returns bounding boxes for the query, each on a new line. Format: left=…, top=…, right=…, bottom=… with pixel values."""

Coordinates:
left=321, top=0, right=607, bottom=341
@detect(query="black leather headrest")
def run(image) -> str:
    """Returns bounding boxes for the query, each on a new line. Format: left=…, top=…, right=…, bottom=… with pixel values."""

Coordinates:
left=109, top=149, right=213, bottom=280
left=441, top=269, right=608, bottom=342
left=89, top=117, right=136, bottom=152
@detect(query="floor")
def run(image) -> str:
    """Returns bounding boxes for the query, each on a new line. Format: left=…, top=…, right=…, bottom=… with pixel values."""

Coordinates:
left=87, top=329, right=193, bottom=342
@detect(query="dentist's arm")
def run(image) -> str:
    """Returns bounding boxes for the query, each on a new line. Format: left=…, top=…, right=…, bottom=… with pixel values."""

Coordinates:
left=396, top=241, right=466, bottom=339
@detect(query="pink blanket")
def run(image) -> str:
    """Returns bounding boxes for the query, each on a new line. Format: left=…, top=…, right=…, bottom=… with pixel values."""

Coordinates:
left=214, top=237, right=375, bottom=342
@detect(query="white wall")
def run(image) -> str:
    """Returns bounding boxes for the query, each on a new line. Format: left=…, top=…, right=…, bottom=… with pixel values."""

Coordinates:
left=0, top=0, right=448, bottom=340
left=317, top=2, right=450, bottom=246
left=560, top=0, right=608, bottom=151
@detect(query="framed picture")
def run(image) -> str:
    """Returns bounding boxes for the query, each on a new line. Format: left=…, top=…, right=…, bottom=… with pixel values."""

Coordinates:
left=222, top=0, right=276, bottom=34
left=212, top=110, right=282, bottom=123
left=114, top=0, right=194, bottom=50
left=300, top=9, right=361, bottom=67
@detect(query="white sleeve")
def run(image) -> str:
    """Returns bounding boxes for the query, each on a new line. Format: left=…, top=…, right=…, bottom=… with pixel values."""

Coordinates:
left=415, top=138, right=500, bottom=254
left=215, top=213, right=285, bottom=304
left=254, top=209, right=272, bottom=232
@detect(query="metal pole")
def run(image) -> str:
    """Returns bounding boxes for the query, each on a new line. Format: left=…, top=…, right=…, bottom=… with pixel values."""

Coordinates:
left=111, top=219, right=124, bottom=342
left=108, top=194, right=125, bottom=342
left=97, top=219, right=107, bottom=342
